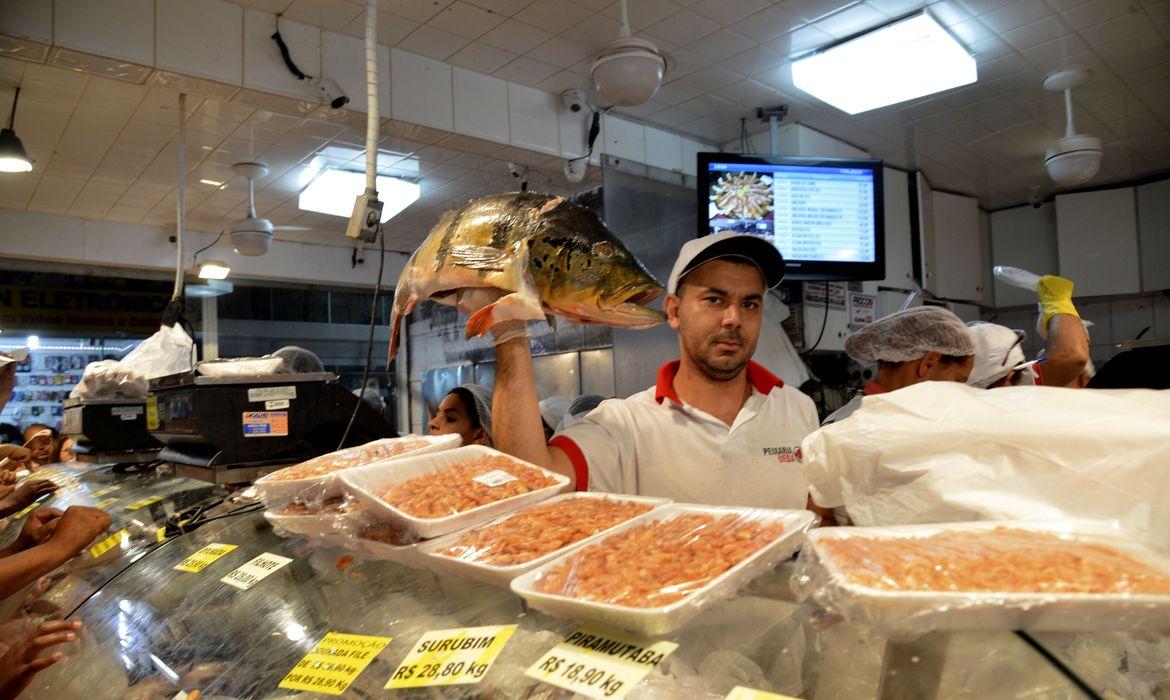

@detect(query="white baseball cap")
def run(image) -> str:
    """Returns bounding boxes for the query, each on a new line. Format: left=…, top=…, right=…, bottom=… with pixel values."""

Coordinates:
left=667, top=234, right=785, bottom=295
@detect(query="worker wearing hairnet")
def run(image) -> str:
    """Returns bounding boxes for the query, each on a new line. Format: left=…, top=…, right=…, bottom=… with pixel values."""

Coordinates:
left=823, top=306, right=976, bottom=425
left=428, top=383, right=493, bottom=446
left=538, top=396, right=572, bottom=441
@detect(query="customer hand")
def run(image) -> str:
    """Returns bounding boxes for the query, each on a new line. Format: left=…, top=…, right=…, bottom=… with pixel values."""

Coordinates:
left=0, top=446, right=29, bottom=471
left=11, top=509, right=63, bottom=552
left=3, top=480, right=57, bottom=510
left=0, top=470, right=15, bottom=486
left=0, top=620, right=81, bottom=700
left=46, top=506, right=110, bottom=555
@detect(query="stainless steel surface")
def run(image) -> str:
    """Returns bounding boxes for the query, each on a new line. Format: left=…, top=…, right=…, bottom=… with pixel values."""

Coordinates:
left=580, top=348, right=616, bottom=398
left=190, top=372, right=337, bottom=385
left=878, top=633, right=951, bottom=700
left=173, top=462, right=276, bottom=485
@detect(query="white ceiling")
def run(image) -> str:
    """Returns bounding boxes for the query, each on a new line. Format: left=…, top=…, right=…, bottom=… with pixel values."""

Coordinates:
left=0, top=58, right=598, bottom=254
left=229, top=0, right=1170, bottom=207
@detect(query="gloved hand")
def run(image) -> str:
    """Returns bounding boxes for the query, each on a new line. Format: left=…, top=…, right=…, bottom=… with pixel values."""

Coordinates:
left=1037, top=274, right=1079, bottom=339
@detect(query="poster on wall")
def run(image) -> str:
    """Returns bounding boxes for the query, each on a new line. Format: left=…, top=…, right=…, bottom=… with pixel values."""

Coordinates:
left=0, top=273, right=171, bottom=335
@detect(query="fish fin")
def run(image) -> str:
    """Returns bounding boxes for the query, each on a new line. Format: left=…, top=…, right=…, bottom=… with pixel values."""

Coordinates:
left=537, top=196, right=565, bottom=215
left=465, top=292, right=545, bottom=339
left=446, top=244, right=510, bottom=271
left=386, top=295, right=418, bottom=362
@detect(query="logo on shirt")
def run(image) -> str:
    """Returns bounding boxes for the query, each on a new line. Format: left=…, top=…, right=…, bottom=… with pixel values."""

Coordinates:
left=762, top=446, right=799, bottom=463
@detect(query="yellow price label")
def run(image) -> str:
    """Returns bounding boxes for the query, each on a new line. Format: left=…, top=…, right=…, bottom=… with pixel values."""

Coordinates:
left=126, top=495, right=163, bottom=511
left=387, top=624, right=517, bottom=689
left=525, top=626, right=678, bottom=700
left=173, top=543, right=237, bottom=573
left=11, top=502, right=41, bottom=520
left=157, top=527, right=167, bottom=543
left=726, top=687, right=802, bottom=700
left=90, top=486, right=119, bottom=498
left=279, top=632, right=392, bottom=695
left=146, top=395, right=159, bottom=430
left=89, top=530, right=129, bottom=559
left=95, top=498, right=119, bottom=509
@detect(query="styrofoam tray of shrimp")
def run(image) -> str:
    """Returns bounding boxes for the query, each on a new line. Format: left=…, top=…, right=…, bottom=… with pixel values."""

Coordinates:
left=418, top=492, right=670, bottom=587
left=339, top=445, right=570, bottom=539
left=511, top=504, right=817, bottom=636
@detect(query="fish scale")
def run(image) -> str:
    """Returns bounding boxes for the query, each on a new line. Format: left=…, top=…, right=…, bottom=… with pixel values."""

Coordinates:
left=387, top=192, right=666, bottom=361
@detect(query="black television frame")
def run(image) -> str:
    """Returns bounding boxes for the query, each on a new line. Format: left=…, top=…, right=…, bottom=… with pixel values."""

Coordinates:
left=696, top=152, right=886, bottom=281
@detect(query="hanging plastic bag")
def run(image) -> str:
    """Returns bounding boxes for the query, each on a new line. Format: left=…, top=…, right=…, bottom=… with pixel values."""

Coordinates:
left=69, top=324, right=195, bottom=400
left=801, top=382, right=1170, bottom=547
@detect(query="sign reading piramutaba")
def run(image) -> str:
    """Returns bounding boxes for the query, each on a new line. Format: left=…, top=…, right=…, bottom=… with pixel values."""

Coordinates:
left=0, top=273, right=172, bottom=334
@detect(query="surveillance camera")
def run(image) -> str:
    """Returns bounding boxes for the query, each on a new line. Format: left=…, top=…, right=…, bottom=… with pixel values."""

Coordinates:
left=507, top=162, right=527, bottom=179
left=307, top=77, right=349, bottom=110
left=564, top=158, right=588, bottom=184
left=1028, top=190, right=1043, bottom=209
left=561, top=88, right=587, bottom=114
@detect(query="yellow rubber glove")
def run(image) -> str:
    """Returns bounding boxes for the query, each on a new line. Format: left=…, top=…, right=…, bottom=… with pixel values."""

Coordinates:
left=1038, top=275, right=1079, bottom=330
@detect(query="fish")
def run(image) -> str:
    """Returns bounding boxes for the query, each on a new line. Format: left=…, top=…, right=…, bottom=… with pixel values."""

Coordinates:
left=388, top=192, right=665, bottom=360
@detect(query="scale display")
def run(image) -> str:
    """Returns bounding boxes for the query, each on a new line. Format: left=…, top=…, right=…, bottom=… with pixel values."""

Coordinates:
left=697, top=153, right=885, bottom=281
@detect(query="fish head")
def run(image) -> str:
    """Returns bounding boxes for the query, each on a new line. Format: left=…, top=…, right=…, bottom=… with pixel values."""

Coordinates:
left=528, top=200, right=666, bottom=328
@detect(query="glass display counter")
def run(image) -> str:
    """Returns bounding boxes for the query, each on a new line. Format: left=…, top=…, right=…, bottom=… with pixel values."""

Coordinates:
left=13, top=499, right=1169, bottom=699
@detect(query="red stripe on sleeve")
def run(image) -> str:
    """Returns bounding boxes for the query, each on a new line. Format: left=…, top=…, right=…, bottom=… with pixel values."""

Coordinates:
left=548, top=435, right=588, bottom=492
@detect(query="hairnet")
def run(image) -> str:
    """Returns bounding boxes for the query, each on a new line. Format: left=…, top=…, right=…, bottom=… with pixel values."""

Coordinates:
left=272, top=346, right=325, bottom=374
left=568, top=394, right=606, bottom=418
left=966, top=322, right=1030, bottom=388
left=452, top=383, right=493, bottom=441
left=354, top=387, right=387, bottom=413
left=844, top=306, right=975, bottom=364
left=539, top=396, right=572, bottom=432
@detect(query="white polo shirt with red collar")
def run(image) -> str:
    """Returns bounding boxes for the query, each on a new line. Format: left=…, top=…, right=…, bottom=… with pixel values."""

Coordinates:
left=548, top=360, right=820, bottom=509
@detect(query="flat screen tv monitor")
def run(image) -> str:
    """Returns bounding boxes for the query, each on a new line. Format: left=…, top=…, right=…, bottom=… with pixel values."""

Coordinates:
left=697, top=153, right=885, bottom=281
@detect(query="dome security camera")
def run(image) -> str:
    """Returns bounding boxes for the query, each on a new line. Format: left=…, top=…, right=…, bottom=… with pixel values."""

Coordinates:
left=561, top=89, right=587, bottom=113
left=307, top=76, right=349, bottom=110
left=564, top=159, right=588, bottom=184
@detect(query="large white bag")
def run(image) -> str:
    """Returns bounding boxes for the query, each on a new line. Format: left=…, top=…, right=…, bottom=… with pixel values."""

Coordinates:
left=801, top=382, right=1170, bottom=547
left=70, top=324, right=195, bottom=400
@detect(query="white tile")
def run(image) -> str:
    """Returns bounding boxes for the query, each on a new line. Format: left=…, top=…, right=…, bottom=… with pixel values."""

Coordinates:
left=1, top=0, right=51, bottom=42
left=156, top=0, right=244, bottom=85
left=1001, top=15, right=1070, bottom=49
left=453, top=68, right=510, bottom=143
left=464, top=0, right=533, bottom=15
left=480, top=19, right=552, bottom=54
left=283, top=0, right=360, bottom=32
left=398, top=24, right=471, bottom=60
left=1061, top=0, right=1126, bottom=29
left=508, top=82, right=560, bottom=155
left=680, top=65, right=745, bottom=92
left=527, top=36, right=593, bottom=67
left=449, top=42, right=519, bottom=73
left=680, top=137, right=706, bottom=176
left=1079, top=8, right=1155, bottom=45
left=645, top=9, right=720, bottom=45
left=391, top=48, right=454, bottom=131
left=767, top=24, right=835, bottom=57
left=813, top=3, right=886, bottom=38
left=643, top=127, right=682, bottom=171
left=515, top=0, right=591, bottom=34
left=690, top=0, right=770, bottom=24
left=978, top=0, right=1054, bottom=32
left=243, top=10, right=319, bottom=99
left=429, top=1, right=507, bottom=39
left=730, top=4, right=804, bottom=42
left=339, top=11, right=420, bottom=45
left=535, top=69, right=591, bottom=93
left=782, top=0, right=855, bottom=22
left=54, top=0, right=154, bottom=66
left=599, top=0, right=682, bottom=29
left=321, top=31, right=391, bottom=115
left=689, top=29, right=756, bottom=63
left=494, top=56, right=558, bottom=84
left=720, top=45, right=785, bottom=77
left=601, top=114, right=645, bottom=163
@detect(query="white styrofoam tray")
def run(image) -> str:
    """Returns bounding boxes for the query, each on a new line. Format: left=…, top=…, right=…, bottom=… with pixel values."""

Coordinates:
left=419, top=492, right=670, bottom=588
left=511, top=504, right=817, bottom=636
left=254, top=434, right=461, bottom=505
left=339, top=445, right=571, bottom=539
left=797, top=521, right=1170, bottom=634
left=263, top=508, right=352, bottom=539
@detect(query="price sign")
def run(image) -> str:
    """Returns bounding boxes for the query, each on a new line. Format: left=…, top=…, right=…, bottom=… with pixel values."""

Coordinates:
left=10, top=501, right=41, bottom=520
left=221, top=552, right=292, bottom=590
left=526, top=626, right=678, bottom=699
left=279, top=632, right=391, bottom=696
left=126, top=495, right=163, bottom=511
left=725, top=687, right=801, bottom=700
left=173, top=543, right=237, bottom=573
left=386, top=624, right=517, bottom=689
left=90, top=486, right=119, bottom=498
left=95, top=498, right=119, bottom=510
left=89, top=529, right=128, bottom=559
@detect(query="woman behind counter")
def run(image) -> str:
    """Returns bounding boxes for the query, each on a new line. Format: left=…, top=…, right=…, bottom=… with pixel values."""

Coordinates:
left=428, top=384, right=493, bottom=447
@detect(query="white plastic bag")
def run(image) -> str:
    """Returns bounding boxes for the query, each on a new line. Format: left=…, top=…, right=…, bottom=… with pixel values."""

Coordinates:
left=70, top=324, right=194, bottom=400
left=801, top=382, right=1170, bottom=548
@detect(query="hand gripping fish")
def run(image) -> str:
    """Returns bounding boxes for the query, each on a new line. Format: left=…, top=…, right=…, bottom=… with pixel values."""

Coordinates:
left=388, top=192, right=666, bottom=360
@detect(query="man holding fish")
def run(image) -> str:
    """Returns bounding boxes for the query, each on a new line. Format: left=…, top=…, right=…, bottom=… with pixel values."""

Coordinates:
left=388, top=193, right=822, bottom=512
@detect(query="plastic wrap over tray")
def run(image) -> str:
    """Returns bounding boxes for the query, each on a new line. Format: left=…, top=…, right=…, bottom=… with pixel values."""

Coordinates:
left=791, top=521, right=1170, bottom=637
left=263, top=497, right=357, bottom=543
left=419, top=492, right=669, bottom=587
left=339, top=445, right=570, bottom=539
left=254, top=434, right=461, bottom=506
left=511, top=504, right=817, bottom=636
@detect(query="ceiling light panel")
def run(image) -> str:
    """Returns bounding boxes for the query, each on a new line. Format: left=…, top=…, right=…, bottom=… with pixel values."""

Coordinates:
left=792, top=13, right=977, bottom=115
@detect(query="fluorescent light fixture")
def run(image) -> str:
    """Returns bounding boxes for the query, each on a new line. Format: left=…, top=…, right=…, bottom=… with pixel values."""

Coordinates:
left=197, top=260, right=231, bottom=279
left=26, top=335, right=39, bottom=349
left=298, top=168, right=420, bottom=222
left=792, top=13, right=976, bottom=114
left=199, top=178, right=224, bottom=186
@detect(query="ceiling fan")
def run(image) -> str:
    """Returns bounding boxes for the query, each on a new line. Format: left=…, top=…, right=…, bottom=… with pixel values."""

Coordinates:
left=228, top=161, right=310, bottom=256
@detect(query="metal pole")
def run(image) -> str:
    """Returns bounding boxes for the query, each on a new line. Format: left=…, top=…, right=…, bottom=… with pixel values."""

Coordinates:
left=769, top=114, right=779, bottom=154
left=173, top=92, right=187, bottom=300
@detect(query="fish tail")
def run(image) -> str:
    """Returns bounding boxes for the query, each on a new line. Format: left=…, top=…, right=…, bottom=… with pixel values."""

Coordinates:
left=387, top=296, right=412, bottom=362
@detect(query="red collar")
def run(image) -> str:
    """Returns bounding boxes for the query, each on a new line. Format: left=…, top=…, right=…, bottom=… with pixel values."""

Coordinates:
left=654, top=360, right=784, bottom=404
left=863, top=381, right=888, bottom=395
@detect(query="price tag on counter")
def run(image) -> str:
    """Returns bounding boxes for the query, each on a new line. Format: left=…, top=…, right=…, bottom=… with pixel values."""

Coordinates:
left=95, top=497, right=119, bottom=510
left=279, top=632, right=391, bottom=696
left=725, top=687, right=801, bottom=700
left=156, top=527, right=167, bottom=543
left=89, top=529, right=128, bottom=559
left=126, top=495, right=163, bottom=511
left=386, top=624, right=517, bottom=689
left=221, top=552, right=292, bottom=590
left=10, top=501, right=41, bottom=520
left=173, top=543, right=237, bottom=573
left=146, top=395, right=159, bottom=430
left=525, top=625, right=678, bottom=699
left=90, top=486, right=119, bottom=498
